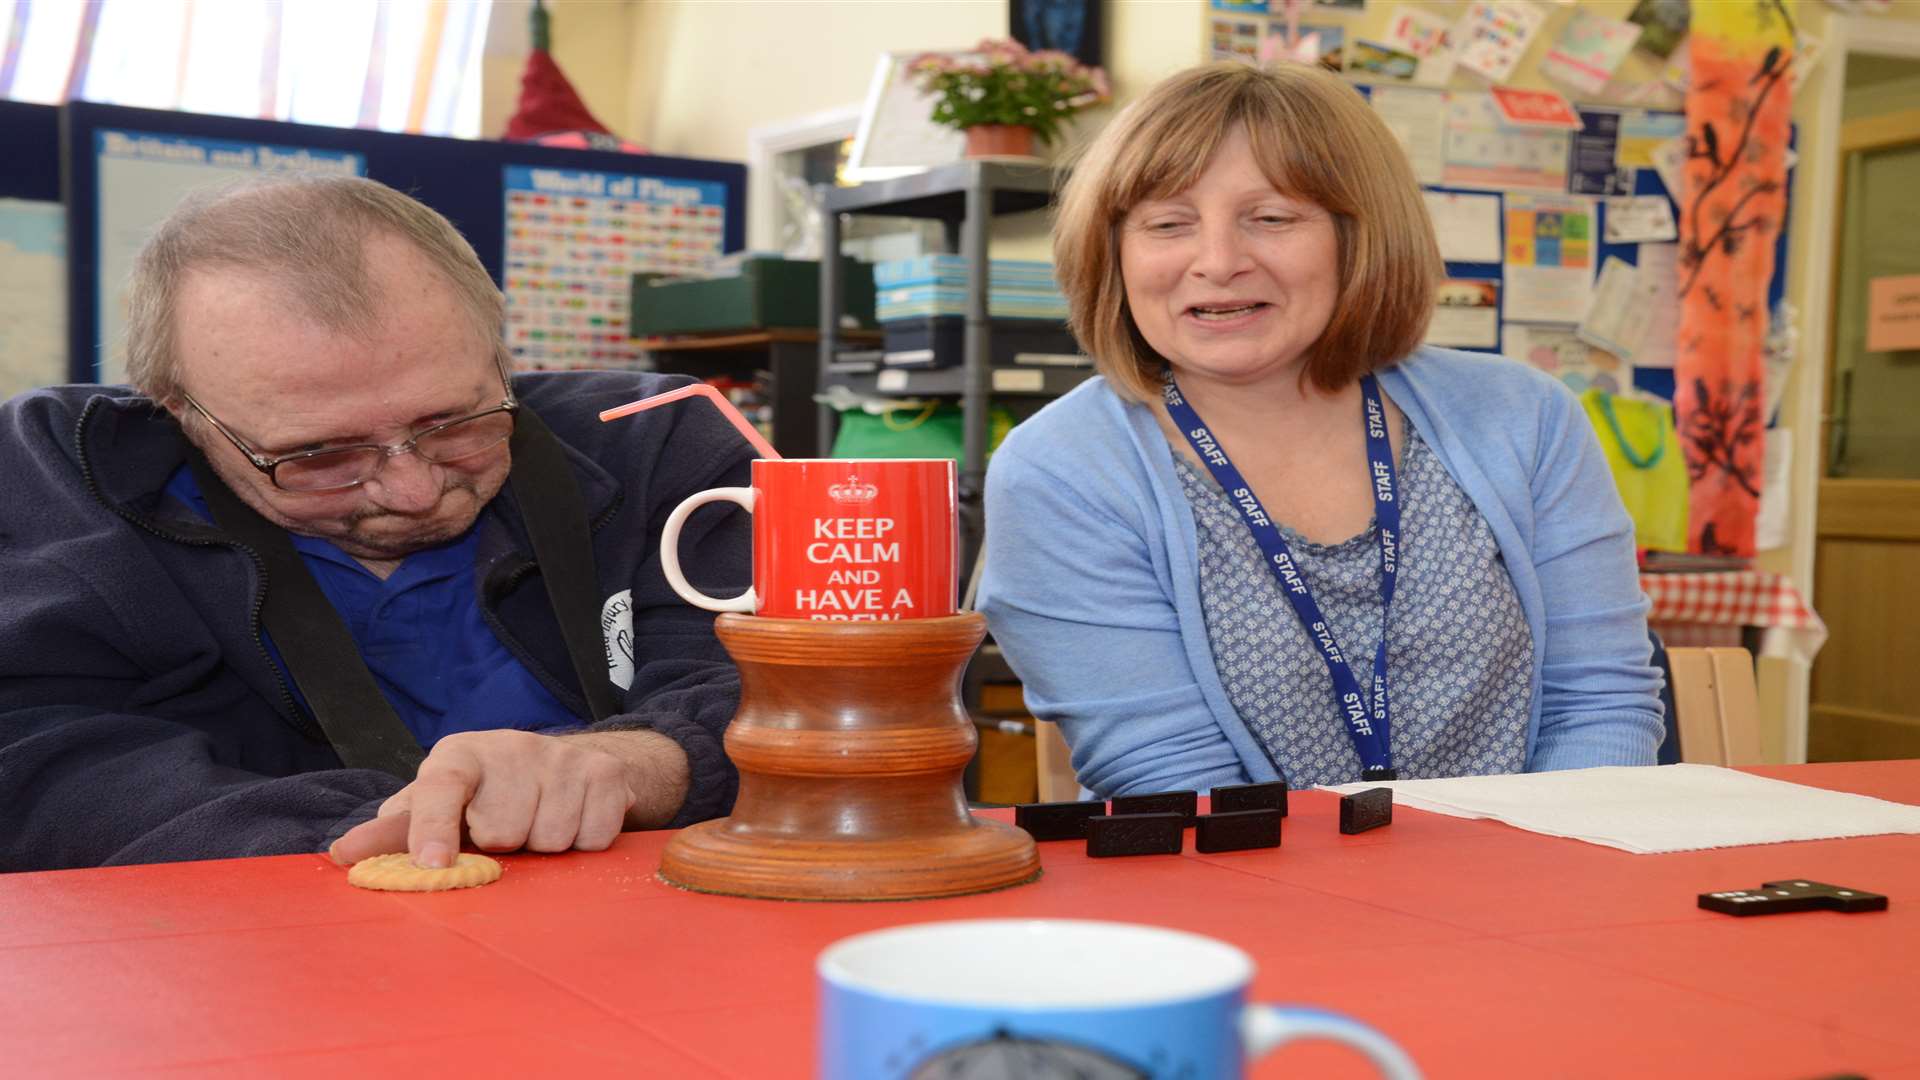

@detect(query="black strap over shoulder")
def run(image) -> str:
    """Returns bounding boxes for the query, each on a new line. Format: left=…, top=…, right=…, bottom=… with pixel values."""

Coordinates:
left=507, top=406, right=622, bottom=724
left=188, top=453, right=425, bottom=780
left=186, top=407, right=617, bottom=779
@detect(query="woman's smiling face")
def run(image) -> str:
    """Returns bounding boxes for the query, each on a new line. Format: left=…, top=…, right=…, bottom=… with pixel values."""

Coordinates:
left=1118, top=124, right=1341, bottom=393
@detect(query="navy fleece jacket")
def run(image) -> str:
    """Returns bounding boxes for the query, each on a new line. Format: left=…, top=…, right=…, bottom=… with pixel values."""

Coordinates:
left=0, top=371, right=751, bottom=872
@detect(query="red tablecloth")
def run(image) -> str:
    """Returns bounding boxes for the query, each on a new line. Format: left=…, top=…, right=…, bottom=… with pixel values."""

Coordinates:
left=1641, top=569, right=1827, bottom=661
left=3, top=762, right=1917, bottom=1079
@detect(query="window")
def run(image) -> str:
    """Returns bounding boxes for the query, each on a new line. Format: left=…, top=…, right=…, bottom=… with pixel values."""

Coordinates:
left=0, top=0, right=490, bottom=138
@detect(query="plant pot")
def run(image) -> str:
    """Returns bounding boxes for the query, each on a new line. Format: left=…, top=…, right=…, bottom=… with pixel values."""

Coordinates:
left=963, top=124, right=1037, bottom=159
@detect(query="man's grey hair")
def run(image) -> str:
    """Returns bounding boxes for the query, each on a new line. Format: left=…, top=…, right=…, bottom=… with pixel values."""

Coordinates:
left=123, top=174, right=504, bottom=405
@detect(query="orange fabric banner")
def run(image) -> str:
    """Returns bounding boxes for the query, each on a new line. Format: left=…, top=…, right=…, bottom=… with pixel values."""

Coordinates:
left=1674, top=0, right=1796, bottom=556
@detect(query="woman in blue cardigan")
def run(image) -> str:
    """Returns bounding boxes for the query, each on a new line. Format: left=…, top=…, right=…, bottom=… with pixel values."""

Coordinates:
left=978, top=62, right=1662, bottom=796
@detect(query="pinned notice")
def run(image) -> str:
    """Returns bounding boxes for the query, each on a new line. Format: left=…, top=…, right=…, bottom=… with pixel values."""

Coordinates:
left=1866, top=274, right=1920, bottom=353
left=1603, top=196, right=1679, bottom=243
left=1490, top=86, right=1581, bottom=130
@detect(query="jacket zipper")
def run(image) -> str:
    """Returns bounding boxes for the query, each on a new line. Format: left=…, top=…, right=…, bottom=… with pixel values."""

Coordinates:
left=72, top=400, right=318, bottom=742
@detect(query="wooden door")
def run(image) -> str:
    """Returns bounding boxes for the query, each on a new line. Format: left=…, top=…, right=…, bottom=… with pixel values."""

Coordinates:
left=1810, top=106, right=1920, bottom=760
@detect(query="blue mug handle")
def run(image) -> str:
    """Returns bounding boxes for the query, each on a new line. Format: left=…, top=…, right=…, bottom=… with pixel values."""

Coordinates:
left=1242, top=1005, right=1423, bottom=1079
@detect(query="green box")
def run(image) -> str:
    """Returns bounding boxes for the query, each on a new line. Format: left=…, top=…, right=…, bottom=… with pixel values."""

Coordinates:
left=629, top=256, right=875, bottom=336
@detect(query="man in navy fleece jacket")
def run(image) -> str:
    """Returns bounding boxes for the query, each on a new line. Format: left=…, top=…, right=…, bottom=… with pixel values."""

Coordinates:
left=0, top=176, right=750, bottom=873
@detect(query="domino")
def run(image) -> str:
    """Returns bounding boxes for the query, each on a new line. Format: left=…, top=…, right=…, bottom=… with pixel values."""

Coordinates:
left=1013, top=800, right=1107, bottom=842
left=1110, top=790, right=1198, bottom=825
left=1195, top=809, right=1282, bottom=853
left=1699, top=879, right=1888, bottom=916
left=1085, top=812, right=1186, bottom=857
left=1209, top=780, right=1289, bottom=817
left=1338, top=787, right=1393, bottom=835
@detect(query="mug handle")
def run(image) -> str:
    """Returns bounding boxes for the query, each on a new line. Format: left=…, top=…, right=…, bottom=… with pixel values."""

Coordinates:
left=660, top=486, right=757, bottom=613
left=1242, top=1005, right=1422, bottom=1080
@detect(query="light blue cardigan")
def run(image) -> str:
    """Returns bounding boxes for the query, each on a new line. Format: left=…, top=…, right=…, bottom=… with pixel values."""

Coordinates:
left=977, top=346, right=1663, bottom=796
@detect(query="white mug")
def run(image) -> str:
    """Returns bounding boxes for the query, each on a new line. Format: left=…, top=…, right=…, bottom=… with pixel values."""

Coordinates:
left=818, top=918, right=1422, bottom=1079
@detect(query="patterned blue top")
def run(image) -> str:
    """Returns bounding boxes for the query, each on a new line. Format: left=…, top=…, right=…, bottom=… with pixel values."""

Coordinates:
left=1173, top=423, right=1532, bottom=787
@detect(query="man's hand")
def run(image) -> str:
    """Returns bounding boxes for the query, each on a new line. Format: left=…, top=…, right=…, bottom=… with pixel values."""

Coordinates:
left=327, top=728, right=689, bottom=868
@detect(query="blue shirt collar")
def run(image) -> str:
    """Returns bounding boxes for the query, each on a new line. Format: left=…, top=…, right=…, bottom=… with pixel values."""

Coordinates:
left=162, top=463, right=476, bottom=583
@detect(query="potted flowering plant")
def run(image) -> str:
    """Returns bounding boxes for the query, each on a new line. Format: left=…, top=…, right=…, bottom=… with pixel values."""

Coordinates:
left=910, top=39, right=1111, bottom=158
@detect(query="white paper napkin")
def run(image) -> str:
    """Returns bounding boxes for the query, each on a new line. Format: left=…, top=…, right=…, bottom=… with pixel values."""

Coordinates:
left=1322, top=764, right=1920, bottom=854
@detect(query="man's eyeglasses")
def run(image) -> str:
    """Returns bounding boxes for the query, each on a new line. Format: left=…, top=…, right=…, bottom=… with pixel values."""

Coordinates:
left=182, top=391, right=519, bottom=493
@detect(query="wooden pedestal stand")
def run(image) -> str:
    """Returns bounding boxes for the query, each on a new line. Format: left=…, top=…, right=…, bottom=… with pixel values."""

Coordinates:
left=659, top=613, right=1041, bottom=901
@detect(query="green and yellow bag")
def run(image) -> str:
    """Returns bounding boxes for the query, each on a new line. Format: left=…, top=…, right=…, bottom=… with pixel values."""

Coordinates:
left=1580, top=388, right=1690, bottom=553
left=830, top=400, right=1015, bottom=463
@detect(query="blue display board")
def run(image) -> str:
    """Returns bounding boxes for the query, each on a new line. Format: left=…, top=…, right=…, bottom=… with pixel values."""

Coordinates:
left=500, top=164, right=731, bottom=370
left=61, top=101, right=746, bottom=383
left=1356, top=86, right=1792, bottom=405
left=0, top=100, right=60, bottom=202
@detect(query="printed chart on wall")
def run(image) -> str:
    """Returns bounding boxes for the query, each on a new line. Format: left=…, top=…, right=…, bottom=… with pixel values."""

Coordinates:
left=502, top=165, right=726, bottom=372
left=0, top=199, right=65, bottom=399
left=94, top=131, right=364, bottom=383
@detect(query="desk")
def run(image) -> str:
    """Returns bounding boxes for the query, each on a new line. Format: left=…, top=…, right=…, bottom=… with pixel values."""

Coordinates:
left=4, top=762, right=1916, bottom=1078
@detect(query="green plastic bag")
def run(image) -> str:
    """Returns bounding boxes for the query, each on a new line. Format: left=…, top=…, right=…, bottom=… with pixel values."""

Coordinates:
left=830, top=401, right=1015, bottom=463
left=1580, top=388, right=1690, bottom=553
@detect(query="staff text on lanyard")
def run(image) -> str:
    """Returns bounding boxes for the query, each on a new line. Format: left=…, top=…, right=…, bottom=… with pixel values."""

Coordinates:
left=1164, top=373, right=1403, bottom=781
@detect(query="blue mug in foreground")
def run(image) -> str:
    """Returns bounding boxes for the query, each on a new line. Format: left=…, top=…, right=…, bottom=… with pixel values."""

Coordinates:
left=818, top=918, right=1421, bottom=1079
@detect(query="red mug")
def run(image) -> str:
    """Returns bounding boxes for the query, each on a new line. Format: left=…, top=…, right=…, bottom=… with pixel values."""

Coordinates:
left=661, top=458, right=958, bottom=620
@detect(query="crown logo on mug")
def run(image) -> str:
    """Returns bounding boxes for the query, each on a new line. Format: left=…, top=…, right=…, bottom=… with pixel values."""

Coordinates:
left=828, top=476, right=880, bottom=504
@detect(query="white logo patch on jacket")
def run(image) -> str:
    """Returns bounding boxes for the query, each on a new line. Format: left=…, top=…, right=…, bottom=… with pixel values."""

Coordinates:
left=601, top=589, right=635, bottom=690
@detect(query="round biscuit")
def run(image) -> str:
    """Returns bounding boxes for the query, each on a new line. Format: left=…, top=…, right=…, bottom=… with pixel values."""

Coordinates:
left=346, top=852, right=503, bottom=892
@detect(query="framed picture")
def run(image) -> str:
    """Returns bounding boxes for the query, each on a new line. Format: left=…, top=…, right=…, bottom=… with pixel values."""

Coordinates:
left=844, top=51, right=967, bottom=182
left=1010, top=0, right=1102, bottom=68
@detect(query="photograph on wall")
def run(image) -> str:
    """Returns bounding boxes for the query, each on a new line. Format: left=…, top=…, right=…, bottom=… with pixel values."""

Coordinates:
left=501, top=165, right=726, bottom=372
left=1627, top=0, right=1690, bottom=59
left=1010, top=0, right=1102, bottom=68
left=93, top=130, right=365, bottom=384
left=1427, top=278, right=1500, bottom=349
left=1209, top=17, right=1263, bottom=63
left=1347, top=39, right=1421, bottom=81
left=1263, top=20, right=1346, bottom=71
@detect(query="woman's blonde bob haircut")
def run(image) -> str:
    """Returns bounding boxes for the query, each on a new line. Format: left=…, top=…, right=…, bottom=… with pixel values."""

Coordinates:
left=1053, top=62, right=1441, bottom=402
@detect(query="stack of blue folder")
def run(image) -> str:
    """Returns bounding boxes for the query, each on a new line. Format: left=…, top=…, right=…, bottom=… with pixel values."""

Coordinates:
left=873, top=255, right=1069, bottom=322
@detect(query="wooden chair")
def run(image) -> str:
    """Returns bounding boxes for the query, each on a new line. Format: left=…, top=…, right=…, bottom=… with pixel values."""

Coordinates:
left=1664, top=646, right=1765, bottom=765
left=1034, top=720, right=1081, bottom=802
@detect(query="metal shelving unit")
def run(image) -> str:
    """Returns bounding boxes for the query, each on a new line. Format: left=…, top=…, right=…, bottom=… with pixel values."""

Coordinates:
left=816, top=160, right=1079, bottom=567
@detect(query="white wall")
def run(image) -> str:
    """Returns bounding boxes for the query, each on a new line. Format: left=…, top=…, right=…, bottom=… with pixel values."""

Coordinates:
left=621, top=0, right=1202, bottom=259
left=625, top=0, right=1201, bottom=163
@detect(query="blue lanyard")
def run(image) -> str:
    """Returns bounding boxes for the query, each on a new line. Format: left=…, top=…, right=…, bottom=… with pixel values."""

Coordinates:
left=1164, top=373, right=1403, bottom=780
